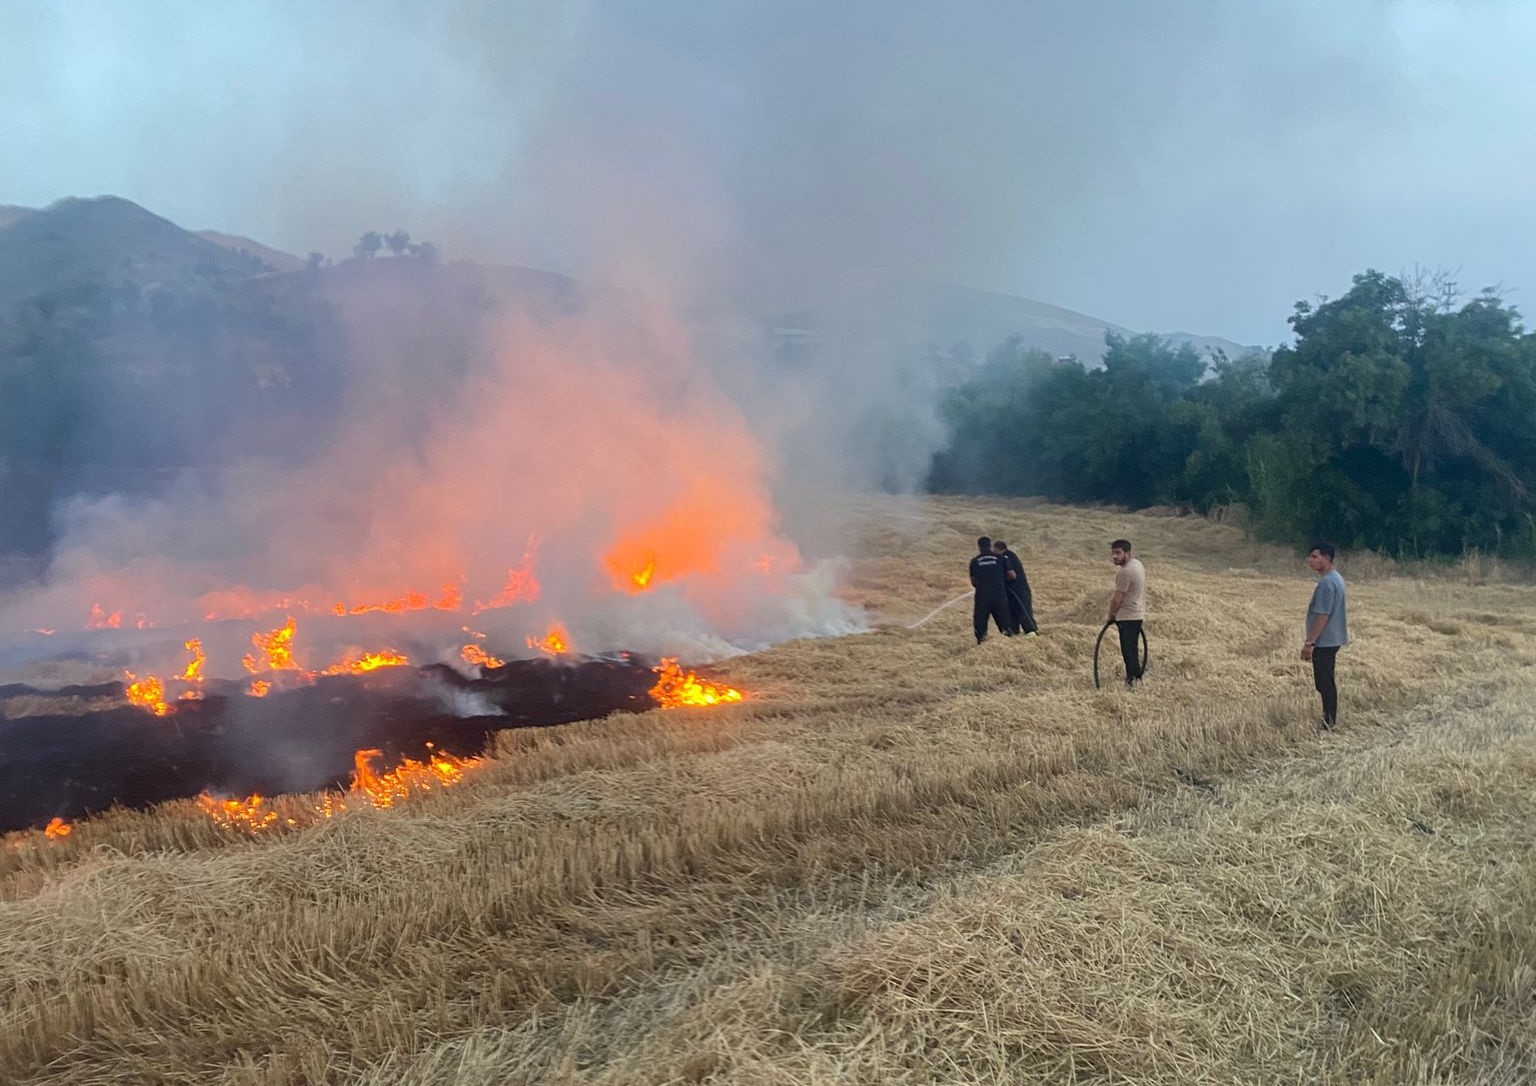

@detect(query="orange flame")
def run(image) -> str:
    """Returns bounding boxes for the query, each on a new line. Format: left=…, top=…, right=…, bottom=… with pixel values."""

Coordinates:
left=474, top=536, right=541, bottom=612
left=526, top=624, right=569, bottom=656
left=346, top=747, right=474, bottom=810
left=196, top=793, right=280, bottom=831
left=88, top=604, right=122, bottom=629
left=44, top=817, right=72, bottom=839
left=124, top=672, right=170, bottom=716
left=248, top=680, right=271, bottom=697
left=320, top=650, right=409, bottom=675
left=243, top=616, right=299, bottom=673
left=461, top=644, right=505, bottom=669
left=181, top=638, right=205, bottom=683
left=630, top=557, right=656, bottom=590
left=648, top=658, right=744, bottom=708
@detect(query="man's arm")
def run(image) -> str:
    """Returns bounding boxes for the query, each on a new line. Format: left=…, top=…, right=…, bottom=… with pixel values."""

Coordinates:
left=1107, top=589, right=1125, bottom=624
left=1301, top=611, right=1328, bottom=659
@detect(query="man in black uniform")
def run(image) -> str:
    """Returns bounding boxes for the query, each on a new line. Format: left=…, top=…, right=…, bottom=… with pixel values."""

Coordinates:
left=991, top=539, right=1038, bottom=635
left=969, top=536, right=1013, bottom=643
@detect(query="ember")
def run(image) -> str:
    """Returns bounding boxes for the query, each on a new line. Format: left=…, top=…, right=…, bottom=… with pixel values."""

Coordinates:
left=197, top=793, right=280, bottom=831
left=649, top=658, right=744, bottom=708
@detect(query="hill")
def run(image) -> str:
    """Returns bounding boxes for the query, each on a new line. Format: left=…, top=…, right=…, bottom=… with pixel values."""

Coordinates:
left=775, top=279, right=1261, bottom=369
left=0, top=196, right=273, bottom=312
left=195, top=229, right=306, bottom=273
left=2, top=496, right=1532, bottom=1083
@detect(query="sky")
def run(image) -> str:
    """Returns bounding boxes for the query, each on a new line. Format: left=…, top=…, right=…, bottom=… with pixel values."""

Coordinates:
left=3, top=0, right=1535, bottom=345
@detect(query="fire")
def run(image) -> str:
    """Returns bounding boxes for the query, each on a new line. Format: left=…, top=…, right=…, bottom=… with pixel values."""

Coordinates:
left=630, top=556, right=656, bottom=590
left=243, top=616, right=300, bottom=673
left=346, top=747, right=475, bottom=810
left=182, top=638, right=205, bottom=682
left=461, top=643, right=505, bottom=669
left=249, top=680, right=271, bottom=697
left=197, top=793, right=280, bottom=831
left=526, top=624, right=569, bottom=656
left=44, top=817, right=72, bottom=839
left=124, top=672, right=170, bottom=716
left=474, top=536, right=541, bottom=612
left=648, top=658, right=743, bottom=708
left=321, top=650, right=409, bottom=675
left=88, top=604, right=123, bottom=629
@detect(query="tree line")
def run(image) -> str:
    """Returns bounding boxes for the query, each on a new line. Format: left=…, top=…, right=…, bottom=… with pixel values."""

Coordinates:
left=929, top=270, right=1536, bottom=560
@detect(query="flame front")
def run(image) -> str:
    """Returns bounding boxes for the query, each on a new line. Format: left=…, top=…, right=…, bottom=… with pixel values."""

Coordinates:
left=526, top=625, right=569, bottom=656
left=648, top=658, right=744, bottom=708
left=45, top=817, right=72, bottom=839
left=124, top=672, right=170, bottom=716
left=181, top=638, right=205, bottom=682
left=321, top=650, right=409, bottom=675
left=461, top=643, right=505, bottom=669
left=197, top=793, right=279, bottom=831
left=243, top=616, right=300, bottom=673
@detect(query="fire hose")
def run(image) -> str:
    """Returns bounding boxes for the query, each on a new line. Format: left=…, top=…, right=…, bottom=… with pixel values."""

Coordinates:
left=906, top=590, right=975, bottom=629
left=1093, top=620, right=1149, bottom=690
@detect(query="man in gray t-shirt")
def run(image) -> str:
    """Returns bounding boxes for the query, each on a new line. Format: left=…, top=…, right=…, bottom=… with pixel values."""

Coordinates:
left=1302, top=541, right=1348, bottom=729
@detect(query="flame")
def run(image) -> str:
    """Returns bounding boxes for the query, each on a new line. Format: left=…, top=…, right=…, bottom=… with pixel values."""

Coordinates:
left=474, top=536, right=541, bottom=612
left=648, top=658, right=743, bottom=708
left=461, top=643, right=505, bottom=669
left=124, top=672, right=170, bottom=716
left=249, top=680, right=271, bottom=697
left=320, top=650, right=409, bottom=675
left=346, top=747, right=474, bottom=810
left=631, top=557, right=656, bottom=590
left=181, top=638, right=205, bottom=682
left=197, top=793, right=280, bottom=831
left=44, top=817, right=72, bottom=839
left=526, top=624, right=569, bottom=656
left=88, top=604, right=123, bottom=629
left=243, top=616, right=299, bottom=673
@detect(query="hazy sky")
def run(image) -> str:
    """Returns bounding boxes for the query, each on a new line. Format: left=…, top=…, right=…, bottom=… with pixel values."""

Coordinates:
left=3, top=0, right=1534, bottom=344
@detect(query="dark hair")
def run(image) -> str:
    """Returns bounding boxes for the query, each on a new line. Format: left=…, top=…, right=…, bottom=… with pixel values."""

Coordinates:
left=991, top=539, right=1008, bottom=550
left=977, top=536, right=991, bottom=553
left=1308, top=541, right=1337, bottom=561
left=1110, top=539, right=1132, bottom=552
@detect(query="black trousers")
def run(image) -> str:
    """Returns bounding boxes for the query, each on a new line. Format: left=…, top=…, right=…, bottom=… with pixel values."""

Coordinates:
left=1005, top=585, right=1038, bottom=634
left=1116, top=619, right=1143, bottom=685
left=1312, top=646, right=1339, bottom=724
left=973, top=591, right=1011, bottom=641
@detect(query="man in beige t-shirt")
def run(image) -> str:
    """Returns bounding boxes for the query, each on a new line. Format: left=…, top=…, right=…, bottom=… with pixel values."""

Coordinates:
left=1106, top=538, right=1146, bottom=687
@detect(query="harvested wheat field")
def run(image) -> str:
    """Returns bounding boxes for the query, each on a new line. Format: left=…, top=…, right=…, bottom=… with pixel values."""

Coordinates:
left=4, top=495, right=1536, bottom=1085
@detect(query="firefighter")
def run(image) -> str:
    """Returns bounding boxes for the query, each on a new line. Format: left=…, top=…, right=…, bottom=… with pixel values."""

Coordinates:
left=991, top=539, right=1038, bottom=635
left=969, top=536, right=1014, bottom=643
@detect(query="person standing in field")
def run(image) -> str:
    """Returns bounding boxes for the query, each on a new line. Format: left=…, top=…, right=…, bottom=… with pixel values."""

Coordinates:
left=1302, top=541, right=1348, bottom=730
left=991, top=539, right=1038, bottom=636
left=1106, top=538, right=1146, bottom=687
left=969, top=536, right=1014, bottom=644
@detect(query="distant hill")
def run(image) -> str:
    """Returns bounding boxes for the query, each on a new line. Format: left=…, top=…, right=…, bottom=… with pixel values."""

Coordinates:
left=780, top=280, right=1261, bottom=367
left=0, top=196, right=270, bottom=312
left=0, top=205, right=32, bottom=230
left=196, top=230, right=305, bottom=274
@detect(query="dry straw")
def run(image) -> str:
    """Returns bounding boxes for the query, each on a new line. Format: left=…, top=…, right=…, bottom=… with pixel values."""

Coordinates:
left=3, top=495, right=1534, bottom=1084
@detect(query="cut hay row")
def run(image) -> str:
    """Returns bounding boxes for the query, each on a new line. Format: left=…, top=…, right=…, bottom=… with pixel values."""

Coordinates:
left=2, top=496, right=1534, bottom=1084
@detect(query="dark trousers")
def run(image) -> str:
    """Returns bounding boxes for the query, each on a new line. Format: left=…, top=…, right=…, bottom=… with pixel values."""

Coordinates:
left=973, top=591, right=1011, bottom=642
left=1312, top=646, right=1339, bottom=725
left=1005, top=586, right=1038, bottom=634
left=1116, top=620, right=1143, bottom=685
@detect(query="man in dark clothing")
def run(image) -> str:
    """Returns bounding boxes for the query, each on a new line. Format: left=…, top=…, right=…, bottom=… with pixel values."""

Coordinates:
left=969, top=536, right=1013, bottom=643
left=991, top=539, right=1038, bottom=635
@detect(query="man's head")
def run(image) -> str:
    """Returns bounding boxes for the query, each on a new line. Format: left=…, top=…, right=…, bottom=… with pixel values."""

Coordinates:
left=991, top=540, right=1008, bottom=554
left=1110, top=539, right=1132, bottom=567
left=977, top=536, right=992, bottom=555
left=1306, top=541, right=1337, bottom=573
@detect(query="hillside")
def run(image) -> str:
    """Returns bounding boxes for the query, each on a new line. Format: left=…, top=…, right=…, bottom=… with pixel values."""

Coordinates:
left=3, top=496, right=1532, bottom=1084
left=0, top=196, right=271, bottom=311
left=195, top=229, right=306, bottom=273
